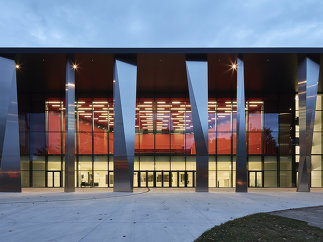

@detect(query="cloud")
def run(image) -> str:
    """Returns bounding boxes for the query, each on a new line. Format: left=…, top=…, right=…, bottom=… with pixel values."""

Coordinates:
left=0, top=0, right=322, bottom=47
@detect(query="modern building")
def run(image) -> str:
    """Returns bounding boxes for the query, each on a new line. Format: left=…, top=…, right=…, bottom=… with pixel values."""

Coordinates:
left=0, top=48, right=322, bottom=192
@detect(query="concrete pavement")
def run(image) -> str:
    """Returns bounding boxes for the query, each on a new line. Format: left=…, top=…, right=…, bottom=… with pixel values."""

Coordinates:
left=0, top=191, right=323, bottom=241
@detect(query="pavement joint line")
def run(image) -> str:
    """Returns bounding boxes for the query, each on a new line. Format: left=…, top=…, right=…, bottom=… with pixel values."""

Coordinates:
left=0, top=189, right=150, bottom=205
left=78, top=222, right=102, bottom=242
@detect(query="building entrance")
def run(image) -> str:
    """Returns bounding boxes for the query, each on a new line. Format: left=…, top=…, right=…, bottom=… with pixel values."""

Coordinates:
left=248, top=171, right=263, bottom=187
left=47, top=171, right=61, bottom=187
left=134, top=171, right=195, bottom=188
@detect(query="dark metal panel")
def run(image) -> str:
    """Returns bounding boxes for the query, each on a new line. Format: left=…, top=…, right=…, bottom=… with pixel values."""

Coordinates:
left=1, top=47, right=323, bottom=54
left=74, top=54, right=114, bottom=95
left=236, top=57, right=248, bottom=192
left=0, top=57, right=21, bottom=192
left=297, top=58, right=319, bottom=192
left=186, top=60, right=208, bottom=192
left=137, top=54, right=187, bottom=95
left=113, top=59, right=137, bottom=192
left=64, top=59, right=76, bottom=192
left=208, top=54, right=237, bottom=95
left=14, top=53, right=298, bottom=97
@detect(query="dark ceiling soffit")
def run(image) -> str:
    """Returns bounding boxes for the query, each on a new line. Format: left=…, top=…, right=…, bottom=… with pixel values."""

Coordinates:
left=114, top=54, right=137, bottom=65
left=1, top=47, right=323, bottom=54
left=185, top=54, right=208, bottom=61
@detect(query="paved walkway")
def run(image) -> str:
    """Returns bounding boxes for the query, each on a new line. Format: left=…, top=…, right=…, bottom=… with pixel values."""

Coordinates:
left=271, top=205, right=323, bottom=229
left=0, top=191, right=323, bottom=242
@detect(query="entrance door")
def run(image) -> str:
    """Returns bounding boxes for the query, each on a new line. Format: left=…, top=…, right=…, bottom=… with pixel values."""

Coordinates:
left=156, top=172, right=162, bottom=187
left=47, top=171, right=61, bottom=187
left=171, top=171, right=178, bottom=187
left=249, top=171, right=263, bottom=187
left=163, top=171, right=170, bottom=187
left=186, top=171, right=194, bottom=187
left=140, top=171, right=147, bottom=187
left=135, top=171, right=196, bottom=188
left=133, top=171, right=138, bottom=188
left=147, top=172, right=154, bottom=187
left=179, top=172, right=186, bottom=187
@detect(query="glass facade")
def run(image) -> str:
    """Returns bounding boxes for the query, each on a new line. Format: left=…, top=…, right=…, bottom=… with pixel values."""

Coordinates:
left=20, top=96, right=302, bottom=188
left=296, top=94, right=323, bottom=187
left=12, top=52, right=323, bottom=190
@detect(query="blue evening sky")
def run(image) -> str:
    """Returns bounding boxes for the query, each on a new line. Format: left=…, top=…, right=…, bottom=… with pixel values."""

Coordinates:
left=0, top=0, right=322, bottom=47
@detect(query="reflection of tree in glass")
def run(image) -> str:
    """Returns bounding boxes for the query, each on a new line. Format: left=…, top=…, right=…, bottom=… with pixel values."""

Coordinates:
left=264, top=128, right=277, bottom=154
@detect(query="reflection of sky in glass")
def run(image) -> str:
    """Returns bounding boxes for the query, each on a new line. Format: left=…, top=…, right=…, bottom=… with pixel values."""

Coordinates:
left=264, top=113, right=279, bottom=132
left=249, top=112, right=261, bottom=131
left=271, top=132, right=279, bottom=145
left=217, top=114, right=231, bottom=132
left=208, top=113, right=215, bottom=130
left=232, top=113, right=237, bottom=132
left=264, top=113, right=279, bottom=149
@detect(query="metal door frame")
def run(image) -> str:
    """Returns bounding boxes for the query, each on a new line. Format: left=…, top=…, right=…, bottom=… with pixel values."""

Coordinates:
left=47, top=171, right=61, bottom=188
left=248, top=171, right=263, bottom=188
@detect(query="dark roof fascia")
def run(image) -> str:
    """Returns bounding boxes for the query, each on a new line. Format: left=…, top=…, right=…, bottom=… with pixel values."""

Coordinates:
left=0, top=47, right=323, bottom=54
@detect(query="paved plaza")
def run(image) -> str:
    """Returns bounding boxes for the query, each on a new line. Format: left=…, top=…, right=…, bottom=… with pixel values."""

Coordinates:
left=0, top=190, right=323, bottom=241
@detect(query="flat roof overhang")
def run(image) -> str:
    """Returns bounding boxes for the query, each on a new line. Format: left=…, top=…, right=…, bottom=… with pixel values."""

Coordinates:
left=0, top=47, right=323, bottom=54
left=1, top=49, right=322, bottom=102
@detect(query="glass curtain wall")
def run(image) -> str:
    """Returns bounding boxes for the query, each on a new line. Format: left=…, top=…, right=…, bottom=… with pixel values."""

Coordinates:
left=46, top=98, right=114, bottom=188
left=20, top=97, right=47, bottom=188
left=19, top=96, right=300, bottom=188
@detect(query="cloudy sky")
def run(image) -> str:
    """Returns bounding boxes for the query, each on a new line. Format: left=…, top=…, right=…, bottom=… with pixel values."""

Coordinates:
left=0, top=0, right=322, bottom=47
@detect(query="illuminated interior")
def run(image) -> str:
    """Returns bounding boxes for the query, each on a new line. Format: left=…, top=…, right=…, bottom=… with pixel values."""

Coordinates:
left=19, top=96, right=296, bottom=188
left=15, top=52, right=322, bottom=190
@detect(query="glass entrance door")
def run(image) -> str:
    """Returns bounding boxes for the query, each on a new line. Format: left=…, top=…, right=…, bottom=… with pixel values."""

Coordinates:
left=135, top=171, right=196, bottom=188
left=179, top=172, right=186, bottom=187
left=47, top=171, right=61, bottom=187
left=140, top=171, right=147, bottom=187
left=186, top=171, right=194, bottom=187
left=249, top=171, right=263, bottom=187
left=163, top=171, right=170, bottom=187
left=156, top=172, right=162, bottom=187
left=171, top=171, right=178, bottom=187
left=133, top=171, right=138, bottom=188
left=147, top=172, right=154, bottom=187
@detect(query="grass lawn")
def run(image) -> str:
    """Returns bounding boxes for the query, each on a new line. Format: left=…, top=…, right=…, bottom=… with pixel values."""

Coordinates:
left=195, top=213, right=323, bottom=242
